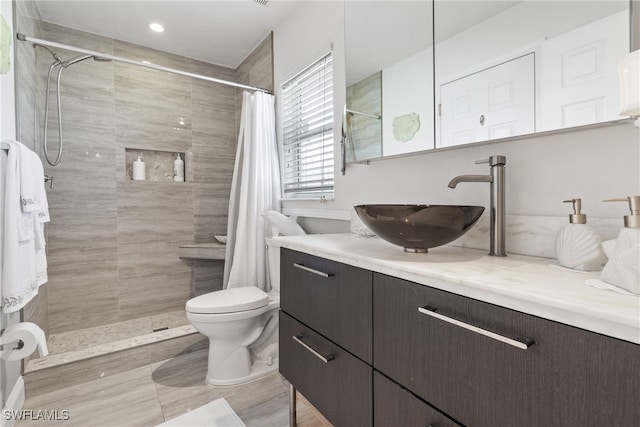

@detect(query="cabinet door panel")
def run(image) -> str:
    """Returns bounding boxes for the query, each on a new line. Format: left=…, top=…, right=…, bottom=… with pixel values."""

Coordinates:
left=373, top=273, right=640, bottom=426
left=374, top=372, right=460, bottom=427
left=281, top=248, right=373, bottom=363
left=280, top=311, right=373, bottom=427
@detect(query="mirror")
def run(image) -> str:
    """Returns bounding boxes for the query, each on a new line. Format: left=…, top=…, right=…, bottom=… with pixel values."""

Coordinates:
left=344, top=0, right=631, bottom=161
left=345, top=1, right=434, bottom=161
left=434, top=0, right=630, bottom=148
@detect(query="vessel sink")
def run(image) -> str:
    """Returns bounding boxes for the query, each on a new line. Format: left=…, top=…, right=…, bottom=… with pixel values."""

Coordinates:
left=354, top=204, right=485, bottom=252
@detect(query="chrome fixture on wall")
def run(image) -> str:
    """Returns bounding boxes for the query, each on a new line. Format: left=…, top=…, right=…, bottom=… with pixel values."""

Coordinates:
left=448, top=155, right=506, bottom=256
left=42, top=53, right=112, bottom=166
left=17, top=32, right=272, bottom=167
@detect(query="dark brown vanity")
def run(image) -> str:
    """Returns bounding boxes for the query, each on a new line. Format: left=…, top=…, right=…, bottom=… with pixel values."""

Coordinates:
left=279, top=248, right=640, bottom=427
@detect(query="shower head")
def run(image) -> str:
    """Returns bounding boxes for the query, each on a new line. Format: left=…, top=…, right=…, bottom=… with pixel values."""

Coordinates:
left=60, top=54, right=111, bottom=68
left=62, top=54, right=93, bottom=67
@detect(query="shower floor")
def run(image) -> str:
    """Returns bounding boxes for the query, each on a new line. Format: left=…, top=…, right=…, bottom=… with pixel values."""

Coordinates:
left=47, top=310, right=190, bottom=354
left=25, top=310, right=198, bottom=373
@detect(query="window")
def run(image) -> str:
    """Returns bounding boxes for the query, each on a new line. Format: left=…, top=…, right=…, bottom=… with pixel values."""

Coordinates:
left=281, top=52, right=334, bottom=199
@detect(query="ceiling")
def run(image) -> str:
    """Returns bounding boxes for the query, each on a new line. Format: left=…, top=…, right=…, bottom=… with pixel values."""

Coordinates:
left=34, top=0, right=300, bottom=68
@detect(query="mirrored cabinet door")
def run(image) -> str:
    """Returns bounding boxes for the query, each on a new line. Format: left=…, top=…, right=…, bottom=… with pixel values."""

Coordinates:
left=345, top=0, right=435, bottom=161
left=343, top=0, right=633, bottom=163
left=434, top=0, right=631, bottom=149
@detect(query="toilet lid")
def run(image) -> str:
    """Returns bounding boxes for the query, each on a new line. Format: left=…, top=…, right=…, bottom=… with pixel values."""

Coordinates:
left=186, top=287, right=269, bottom=314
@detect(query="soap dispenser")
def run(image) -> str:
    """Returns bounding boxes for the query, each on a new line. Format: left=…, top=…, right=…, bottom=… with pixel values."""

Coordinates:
left=173, top=153, right=184, bottom=182
left=600, top=196, right=640, bottom=294
left=133, top=156, right=145, bottom=181
left=555, top=198, right=607, bottom=271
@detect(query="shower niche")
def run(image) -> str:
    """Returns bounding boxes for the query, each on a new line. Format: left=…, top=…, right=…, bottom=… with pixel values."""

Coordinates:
left=125, top=148, right=188, bottom=182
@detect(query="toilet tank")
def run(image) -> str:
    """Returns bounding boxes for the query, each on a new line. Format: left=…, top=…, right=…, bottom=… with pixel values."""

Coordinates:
left=266, top=238, right=280, bottom=293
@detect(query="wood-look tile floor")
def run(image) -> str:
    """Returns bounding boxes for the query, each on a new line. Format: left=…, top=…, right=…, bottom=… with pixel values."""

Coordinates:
left=17, top=348, right=332, bottom=427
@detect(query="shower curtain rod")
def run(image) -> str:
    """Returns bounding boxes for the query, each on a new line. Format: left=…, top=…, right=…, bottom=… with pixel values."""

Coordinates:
left=17, top=33, right=272, bottom=94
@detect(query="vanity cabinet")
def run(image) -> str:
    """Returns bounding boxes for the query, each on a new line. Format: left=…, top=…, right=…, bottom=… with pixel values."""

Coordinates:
left=280, top=248, right=372, bottom=363
left=279, top=249, right=373, bottom=426
left=280, top=312, right=373, bottom=426
left=279, top=248, right=639, bottom=427
left=374, top=273, right=640, bottom=427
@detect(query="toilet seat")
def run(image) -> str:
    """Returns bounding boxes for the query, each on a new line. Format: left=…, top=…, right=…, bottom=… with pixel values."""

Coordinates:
left=186, top=287, right=269, bottom=314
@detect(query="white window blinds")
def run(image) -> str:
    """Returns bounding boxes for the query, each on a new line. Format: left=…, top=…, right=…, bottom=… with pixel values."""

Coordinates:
left=281, top=52, right=334, bottom=199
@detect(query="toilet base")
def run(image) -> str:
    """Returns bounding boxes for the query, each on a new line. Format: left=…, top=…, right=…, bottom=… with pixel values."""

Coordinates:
left=206, top=357, right=279, bottom=387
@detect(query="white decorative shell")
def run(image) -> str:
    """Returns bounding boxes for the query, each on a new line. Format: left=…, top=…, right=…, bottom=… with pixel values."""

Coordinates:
left=600, top=229, right=640, bottom=295
left=555, top=224, right=607, bottom=271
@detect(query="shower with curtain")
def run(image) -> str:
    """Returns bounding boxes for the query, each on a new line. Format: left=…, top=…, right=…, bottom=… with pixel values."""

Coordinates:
left=224, top=90, right=280, bottom=292
left=14, top=5, right=276, bottom=373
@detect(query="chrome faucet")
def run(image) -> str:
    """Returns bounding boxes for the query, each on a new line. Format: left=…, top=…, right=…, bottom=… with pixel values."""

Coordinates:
left=448, top=155, right=506, bottom=257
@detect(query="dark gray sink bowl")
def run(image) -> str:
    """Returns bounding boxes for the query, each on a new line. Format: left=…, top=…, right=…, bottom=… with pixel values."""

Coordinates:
left=354, top=204, right=485, bottom=252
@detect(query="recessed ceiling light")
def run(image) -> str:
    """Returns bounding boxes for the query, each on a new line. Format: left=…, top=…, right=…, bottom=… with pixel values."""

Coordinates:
left=149, top=22, right=165, bottom=33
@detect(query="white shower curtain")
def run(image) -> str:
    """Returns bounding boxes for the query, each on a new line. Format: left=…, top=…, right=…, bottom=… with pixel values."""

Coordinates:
left=223, top=91, right=281, bottom=291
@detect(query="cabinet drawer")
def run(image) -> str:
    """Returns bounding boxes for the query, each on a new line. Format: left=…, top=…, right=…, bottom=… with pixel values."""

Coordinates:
left=279, top=311, right=372, bottom=427
left=374, top=273, right=640, bottom=427
left=281, top=248, right=373, bottom=363
left=374, top=372, right=460, bottom=427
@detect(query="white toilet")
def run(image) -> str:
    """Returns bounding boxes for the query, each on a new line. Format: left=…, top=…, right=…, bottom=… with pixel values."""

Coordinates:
left=186, top=238, right=281, bottom=387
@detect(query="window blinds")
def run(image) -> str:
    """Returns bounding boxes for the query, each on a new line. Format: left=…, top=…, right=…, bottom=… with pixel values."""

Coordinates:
left=281, top=52, right=334, bottom=198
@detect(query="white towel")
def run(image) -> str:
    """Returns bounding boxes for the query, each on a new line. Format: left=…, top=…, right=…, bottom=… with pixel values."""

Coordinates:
left=16, top=142, right=49, bottom=245
left=1, top=140, right=49, bottom=313
left=16, top=141, right=49, bottom=284
left=18, top=142, right=43, bottom=213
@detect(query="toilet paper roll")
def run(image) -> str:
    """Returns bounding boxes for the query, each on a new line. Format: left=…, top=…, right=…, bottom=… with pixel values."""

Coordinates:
left=0, top=322, right=48, bottom=361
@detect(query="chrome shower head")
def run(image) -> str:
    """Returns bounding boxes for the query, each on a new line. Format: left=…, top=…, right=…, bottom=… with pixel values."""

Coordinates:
left=92, top=56, right=112, bottom=62
left=62, top=54, right=93, bottom=67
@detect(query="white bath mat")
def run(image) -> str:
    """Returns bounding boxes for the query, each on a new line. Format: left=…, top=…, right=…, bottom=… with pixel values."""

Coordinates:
left=157, top=398, right=247, bottom=427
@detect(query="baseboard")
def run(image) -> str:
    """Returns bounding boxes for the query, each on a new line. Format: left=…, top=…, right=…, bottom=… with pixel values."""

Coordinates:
left=1, top=376, right=25, bottom=427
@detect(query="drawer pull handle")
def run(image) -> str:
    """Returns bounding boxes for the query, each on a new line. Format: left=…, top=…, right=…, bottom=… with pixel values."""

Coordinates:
left=418, top=306, right=535, bottom=350
left=293, top=334, right=335, bottom=363
left=293, top=263, right=333, bottom=278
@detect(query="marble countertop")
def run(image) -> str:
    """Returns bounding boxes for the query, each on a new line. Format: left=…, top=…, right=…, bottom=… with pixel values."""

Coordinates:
left=274, top=234, right=640, bottom=345
left=178, top=242, right=226, bottom=260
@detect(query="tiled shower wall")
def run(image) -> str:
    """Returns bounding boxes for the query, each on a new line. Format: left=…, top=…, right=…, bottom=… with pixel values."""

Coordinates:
left=17, top=15, right=273, bottom=335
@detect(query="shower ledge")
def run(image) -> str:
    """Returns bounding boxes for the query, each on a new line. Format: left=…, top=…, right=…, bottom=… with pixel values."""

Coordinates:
left=178, top=242, right=226, bottom=260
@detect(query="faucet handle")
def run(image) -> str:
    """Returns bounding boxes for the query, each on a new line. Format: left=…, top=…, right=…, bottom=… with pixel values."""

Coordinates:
left=475, top=155, right=506, bottom=166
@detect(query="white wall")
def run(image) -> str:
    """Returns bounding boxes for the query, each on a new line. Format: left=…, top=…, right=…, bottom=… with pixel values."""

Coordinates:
left=273, top=0, right=346, bottom=224
left=274, top=1, right=640, bottom=235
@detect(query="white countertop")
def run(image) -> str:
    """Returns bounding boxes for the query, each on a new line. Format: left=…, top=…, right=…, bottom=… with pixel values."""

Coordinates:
left=274, top=234, right=640, bottom=345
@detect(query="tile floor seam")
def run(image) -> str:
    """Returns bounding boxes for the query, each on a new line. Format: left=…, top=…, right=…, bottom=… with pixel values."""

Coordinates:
left=150, top=370, right=170, bottom=424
